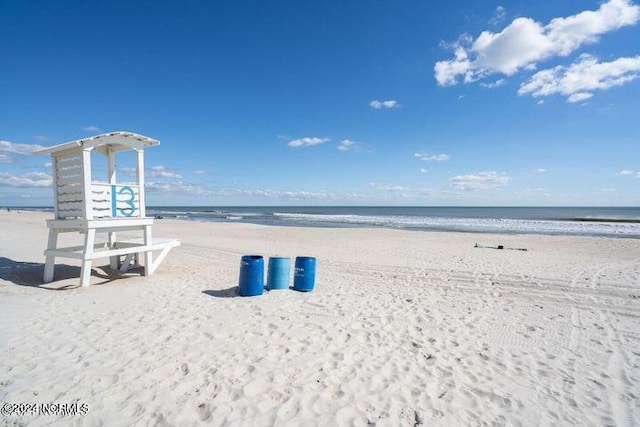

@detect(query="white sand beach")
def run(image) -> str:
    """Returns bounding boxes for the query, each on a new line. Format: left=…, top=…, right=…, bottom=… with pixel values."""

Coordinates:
left=1, top=210, right=639, bottom=426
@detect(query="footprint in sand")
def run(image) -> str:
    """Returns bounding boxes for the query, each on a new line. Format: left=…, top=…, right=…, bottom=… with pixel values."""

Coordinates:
left=267, top=389, right=286, bottom=403
left=424, top=353, right=436, bottom=366
left=196, top=402, right=211, bottom=421
left=180, top=363, right=189, bottom=376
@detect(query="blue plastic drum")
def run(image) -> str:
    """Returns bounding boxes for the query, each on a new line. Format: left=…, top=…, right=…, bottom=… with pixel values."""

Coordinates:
left=267, top=257, right=290, bottom=290
left=238, top=255, right=264, bottom=296
left=293, top=256, right=316, bottom=292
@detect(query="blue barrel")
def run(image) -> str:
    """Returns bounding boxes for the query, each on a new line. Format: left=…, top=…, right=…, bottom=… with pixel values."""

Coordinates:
left=293, top=257, right=316, bottom=292
left=238, top=255, right=264, bottom=296
left=267, top=257, right=290, bottom=290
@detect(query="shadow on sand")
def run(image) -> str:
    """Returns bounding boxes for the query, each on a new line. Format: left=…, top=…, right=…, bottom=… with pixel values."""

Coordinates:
left=0, top=257, right=143, bottom=290
left=202, top=287, right=242, bottom=298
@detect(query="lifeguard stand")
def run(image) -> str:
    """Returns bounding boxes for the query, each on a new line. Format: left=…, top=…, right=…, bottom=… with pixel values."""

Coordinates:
left=34, top=131, right=180, bottom=287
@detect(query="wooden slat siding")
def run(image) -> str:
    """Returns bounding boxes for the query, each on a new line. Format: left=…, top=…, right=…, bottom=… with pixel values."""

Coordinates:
left=57, top=185, right=82, bottom=194
left=90, top=183, right=111, bottom=201
left=57, top=210, right=83, bottom=218
left=90, top=184, right=140, bottom=218
left=57, top=168, right=80, bottom=178
left=56, top=200, right=83, bottom=217
left=58, top=160, right=82, bottom=167
left=56, top=155, right=82, bottom=165
left=57, top=210, right=83, bottom=219
left=54, top=151, right=85, bottom=219
left=57, top=166, right=81, bottom=173
left=111, top=187, right=140, bottom=217
left=56, top=174, right=83, bottom=186
left=53, top=151, right=85, bottom=219
left=57, top=185, right=82, bottom=197
left=56, top=173, right=82, bottom=184
left=57, top=196, right=84, bottom=218
left=91, top=200, right=113, bottom=218
left=115, top=199, right=140, bottom=212
left=57, top=201, right=84, bottom=211
left=56, top=162, right=82, bottom=172
left=91, top=185, right=113, bottom=218
left=91, top=196, right=111, bottom=203
left=57, top=192, right=84, bottom=202
left=55, top=153, right=84, bottom=218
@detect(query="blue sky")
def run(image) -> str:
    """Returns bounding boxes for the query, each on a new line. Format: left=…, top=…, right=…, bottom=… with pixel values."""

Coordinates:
left=1, top=0, right=639, bottom=206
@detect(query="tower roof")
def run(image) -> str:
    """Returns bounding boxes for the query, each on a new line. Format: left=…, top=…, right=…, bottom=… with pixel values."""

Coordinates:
left=34, top=131, right=160, bottom=156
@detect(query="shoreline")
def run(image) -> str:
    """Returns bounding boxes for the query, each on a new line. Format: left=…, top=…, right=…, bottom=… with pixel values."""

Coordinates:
left=4, top=207, right=639, bottom=239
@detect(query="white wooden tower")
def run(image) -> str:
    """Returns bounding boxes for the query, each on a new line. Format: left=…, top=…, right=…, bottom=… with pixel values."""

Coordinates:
left=35, top=131, right=180, bottom=287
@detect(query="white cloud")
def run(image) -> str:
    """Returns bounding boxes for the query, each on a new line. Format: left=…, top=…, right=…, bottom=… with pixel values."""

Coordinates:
left=414, top=152, right=451, bottom=162
left=480, top=79, right=506, bottom=88
left=420, top=168, right=428, bottom=174
left=519, top=54, right=640, bottom=102
left=82, top=125, right=101, bottom=132
left=370, top=100, right=401, bottom=109
left=637, top=172, right=640, bottom=179
left=489, top=6, right=507, bottom=26
left=139, top=173, right=343, bottom=200
left=288, top=137, right=330, bottom=148
left=0, top=171, right=52, bottom=187
left=147, top=185, right=366, bottom=202
left=435, top=0, right=640, bottom=86
left=0, top=140, right=45, bottom=155
left=149, top=165, right=182, bottom=179
left=617, top=170, right=634, bottom=175
left=369, top=183, right=409, bottom=192
left=193, top=170, right=207, bottom=175
left=147, top=180, right=219, bottom=196
left=534, top=168, right=547, bottom=173
left=435, top=47, right=473, bottom=86
left=368, top=182, right=435, bottom=196
left=122, top=166, right=185, bottom=179
left=338, top=139, right=361, bottom=152
left=236, top=189, right=333, bottom=200
left=449, top=171, right=511, bottom=191
left=120, top=167, right=137, bottom=177
left=567, top=92, right=593, bottom=103
left=0, top=140, right=46, bottom=163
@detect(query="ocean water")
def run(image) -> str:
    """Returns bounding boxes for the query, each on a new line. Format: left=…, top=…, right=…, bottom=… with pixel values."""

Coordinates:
left=144, top=206, right=640, bottom=238
left=13, top=206, right=639, bottom=238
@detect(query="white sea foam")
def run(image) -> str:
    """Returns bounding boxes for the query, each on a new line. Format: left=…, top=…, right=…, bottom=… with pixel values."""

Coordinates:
left=273, top=213, right=640, bottom=237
